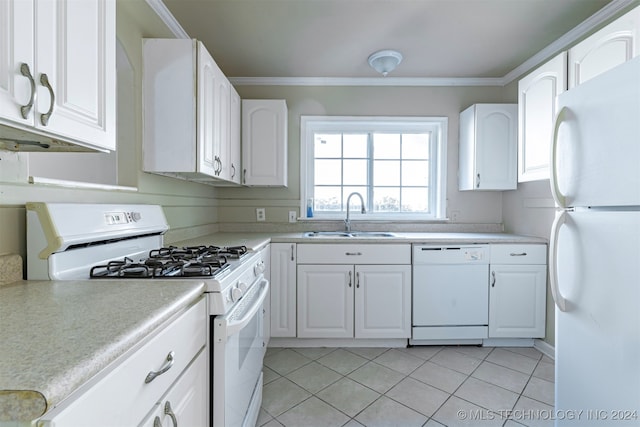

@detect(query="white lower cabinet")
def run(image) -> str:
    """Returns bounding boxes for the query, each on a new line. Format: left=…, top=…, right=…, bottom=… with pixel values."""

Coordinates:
left=140, top=349, right=208, bottom=427
left=296, top=244, right=411, bottom=339
left=270, top=243, right=297, bottom=337
left=36, top=298, right=207, bottom=427
left=489, top=245, right=547, bottom=338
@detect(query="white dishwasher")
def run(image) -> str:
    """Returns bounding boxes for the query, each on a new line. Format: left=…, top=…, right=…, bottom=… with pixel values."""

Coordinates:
left=411, top=245, right=489, bottom=345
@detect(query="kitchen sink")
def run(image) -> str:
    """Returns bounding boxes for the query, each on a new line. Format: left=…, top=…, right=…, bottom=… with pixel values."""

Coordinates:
left=302, top=231, right=397, bottom=238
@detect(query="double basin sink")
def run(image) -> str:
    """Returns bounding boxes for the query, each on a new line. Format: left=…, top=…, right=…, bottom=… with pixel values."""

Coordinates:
left=303, top=231, right=397, bottom=238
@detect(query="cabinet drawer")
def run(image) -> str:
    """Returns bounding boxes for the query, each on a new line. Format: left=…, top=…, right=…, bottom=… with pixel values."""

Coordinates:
left=297, top=244, right=411, bottom=264
left=490, top=244, right=546, bottom=264
left=39, top=298, right=206, bottom=427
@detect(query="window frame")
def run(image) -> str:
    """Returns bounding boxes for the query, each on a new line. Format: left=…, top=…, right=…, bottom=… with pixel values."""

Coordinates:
left=300, top=115, right=448, bottom=220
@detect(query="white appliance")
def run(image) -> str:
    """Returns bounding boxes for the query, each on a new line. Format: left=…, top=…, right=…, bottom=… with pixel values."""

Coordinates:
left=550, top=56, right=640, bottom=425
left=411, top=245, right=489, bottom=344
left=26, top=203, right=268, bottom=427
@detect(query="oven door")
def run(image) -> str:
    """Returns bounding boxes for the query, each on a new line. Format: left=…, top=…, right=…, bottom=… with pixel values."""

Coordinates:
left=212, top=275, right=269, bottom=427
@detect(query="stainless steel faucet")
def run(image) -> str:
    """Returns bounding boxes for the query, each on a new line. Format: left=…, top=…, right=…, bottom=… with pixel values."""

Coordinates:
left=345, top=192, right=366, bottom=232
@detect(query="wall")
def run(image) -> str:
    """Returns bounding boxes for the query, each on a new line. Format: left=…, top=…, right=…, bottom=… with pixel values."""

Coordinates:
left=218, top=84, right=513, bottom=232
left=0, top=0, right=221, bottom=265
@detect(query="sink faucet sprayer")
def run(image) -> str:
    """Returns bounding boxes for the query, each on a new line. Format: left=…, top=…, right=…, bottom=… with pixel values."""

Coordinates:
left=345, top=192, right=366, bottom=232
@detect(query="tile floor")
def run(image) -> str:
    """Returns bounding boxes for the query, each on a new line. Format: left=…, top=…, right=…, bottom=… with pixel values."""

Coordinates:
left=257, top=346, right=554, bottom=427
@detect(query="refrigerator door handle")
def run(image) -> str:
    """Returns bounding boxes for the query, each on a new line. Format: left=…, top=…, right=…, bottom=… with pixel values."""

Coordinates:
left=550, top=106, right=568, bottom=209
left=549, top=209, right=568, bottom=312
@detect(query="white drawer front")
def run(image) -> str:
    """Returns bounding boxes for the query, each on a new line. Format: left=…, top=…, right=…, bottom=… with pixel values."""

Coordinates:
left=40, top=298, right=206, bottom=427
left=297, top=244, right=411, bottom=264
left=490, top=244, right=547, bottom=264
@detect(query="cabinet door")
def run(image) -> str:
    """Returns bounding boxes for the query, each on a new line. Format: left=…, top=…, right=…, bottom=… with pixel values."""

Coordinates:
left=228, top=86, right=242, bottom=184
left=297, top=264, right=353, bottom=338
left=518, top=52, right=567, bottom=182
left=459, top=104, right=517, bottom=190
left=0, top=0, right=34, bottom=126
left=242, top=99, right=287, bottom=186
left=215, top=70, right=231, bottom=180
left=197, top=42, right=220, bottom=177
left=270, top=243, right=297, bottom=337
left=489, top=264, right=547, bottom=338
left=355, top=265, right=411, bottom=339
left=568, top=6, right=640, bottom=89
left=141, top=350, right=208, bottom=427
left=35, top=0, right=115, bottom=150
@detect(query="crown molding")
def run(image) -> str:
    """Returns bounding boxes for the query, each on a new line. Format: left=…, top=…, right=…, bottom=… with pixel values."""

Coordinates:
left=145, top=0, right=189, bottom=39
left=149, top=0, right=637, bottom=88
left=228, top=76, right=506, bottom=87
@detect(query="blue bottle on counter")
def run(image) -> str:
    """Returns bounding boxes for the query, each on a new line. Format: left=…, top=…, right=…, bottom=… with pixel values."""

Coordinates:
left=306, top=198, right=314, bottom=218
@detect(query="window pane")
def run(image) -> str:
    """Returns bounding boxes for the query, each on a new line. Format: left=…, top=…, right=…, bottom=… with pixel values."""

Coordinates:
left=402, top=133, right=430, bottom=159
left=343, top=187, right=367, bottom=212
left=343, top=159, right=367, bottom=185
left=402, top=187, right=429, bottom=212
left=402, top=160, right=429, bottom=186
left=373, top=133, right=400, bottom=159
left=315, top=186, right=342, bottom=211
left=343, top=134, right=368, bottom=158
left=373, top=160, right=400, bottom=186
left=373, top=187, right=400, bottom=212
left=314, top=133, right=342, bottom=158
left=315, top=159, right=342, bottom=185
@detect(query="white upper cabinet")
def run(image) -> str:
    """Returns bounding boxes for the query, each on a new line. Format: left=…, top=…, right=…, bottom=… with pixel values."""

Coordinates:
left=143, top=38, right=240, bottom=185
left=228, top=86, right=242, bottom=184
left=0, top=0, right=115, bottom=152
left=568, top=6, right=640, bottom=89
left=517, top=52, right=567, bottom=182
left=242, top=99, right=288, bottom=187
left=458, top=104, right=517, bottom=191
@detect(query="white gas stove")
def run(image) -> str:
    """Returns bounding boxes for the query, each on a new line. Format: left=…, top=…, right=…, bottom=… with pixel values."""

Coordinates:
left=26, top=202, right=268, bottom=427
left=26, top=202, right=266, bottom=315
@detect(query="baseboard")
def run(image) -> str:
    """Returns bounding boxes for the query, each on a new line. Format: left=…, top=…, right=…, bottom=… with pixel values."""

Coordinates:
left=268, top=337, right=408, bottom=348
left=533, top=339, right=555, bottom=360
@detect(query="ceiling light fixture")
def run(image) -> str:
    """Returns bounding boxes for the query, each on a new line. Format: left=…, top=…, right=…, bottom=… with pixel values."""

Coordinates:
left=368, top=50, right=403, bottom=77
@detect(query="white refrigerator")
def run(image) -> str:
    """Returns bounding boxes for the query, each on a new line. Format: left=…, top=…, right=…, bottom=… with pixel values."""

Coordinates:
left=550, top=56, right=640, bottom=425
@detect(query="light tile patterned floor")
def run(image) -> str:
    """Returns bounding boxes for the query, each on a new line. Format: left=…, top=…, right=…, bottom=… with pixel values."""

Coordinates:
left=257, top=346, right=555, bottom=427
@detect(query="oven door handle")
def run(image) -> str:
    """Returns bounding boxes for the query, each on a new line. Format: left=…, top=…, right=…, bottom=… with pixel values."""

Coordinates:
left=215, top=277, right=269, bottom=342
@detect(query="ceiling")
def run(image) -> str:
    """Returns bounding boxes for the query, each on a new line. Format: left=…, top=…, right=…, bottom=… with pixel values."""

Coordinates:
left=160, top=0, right=615, bottom=81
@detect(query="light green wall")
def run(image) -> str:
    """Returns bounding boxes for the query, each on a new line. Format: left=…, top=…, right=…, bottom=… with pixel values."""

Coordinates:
left=218, top=84, right=514, bottom=226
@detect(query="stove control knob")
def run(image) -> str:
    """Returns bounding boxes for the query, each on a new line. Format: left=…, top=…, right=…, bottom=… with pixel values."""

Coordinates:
left=254, top=261, right=265, bottom=275
left=237, top=281, right=248, bottom=293
left=230, top=286, right=244, bottom=303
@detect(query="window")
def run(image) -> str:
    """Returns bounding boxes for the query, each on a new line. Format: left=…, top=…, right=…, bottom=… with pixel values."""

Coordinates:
left=300, top=116, right=448, bottom=220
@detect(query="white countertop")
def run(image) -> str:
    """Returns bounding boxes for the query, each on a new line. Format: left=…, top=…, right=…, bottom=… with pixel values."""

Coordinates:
left=171, top=231, right=547, bottom=248
left=0, top=280, right=205, bottom=423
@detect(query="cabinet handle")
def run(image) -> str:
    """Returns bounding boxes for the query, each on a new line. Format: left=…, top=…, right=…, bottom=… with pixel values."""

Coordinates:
left=356, top=272, right=360, bottom=288
left=345, top=252, right=362, bottom=256
left=348, top=271, right=352, bottom=287
left=291, top=244, right=294, bottom=261
left=19, top=63, right=35, bottom=119
left=39, top=73, right=55, bottom=126
left=145, top=351, right=175, bottom=383
left=153, top=416, right=162, bottom=427
left=491, top=271, right=496, bottom=287
left=231, top=163, right=236, bottom=179
left=164, top=401, right=178, bottom=427
left=243, top=168, right=247, bottom=184
left=509, top=252, right=527, bottom=257
left=476, top=173, right=481, bottom=188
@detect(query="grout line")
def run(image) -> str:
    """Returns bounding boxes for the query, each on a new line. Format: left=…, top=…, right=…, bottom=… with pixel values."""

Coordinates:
left=263, top=346, right=554, bottom=427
